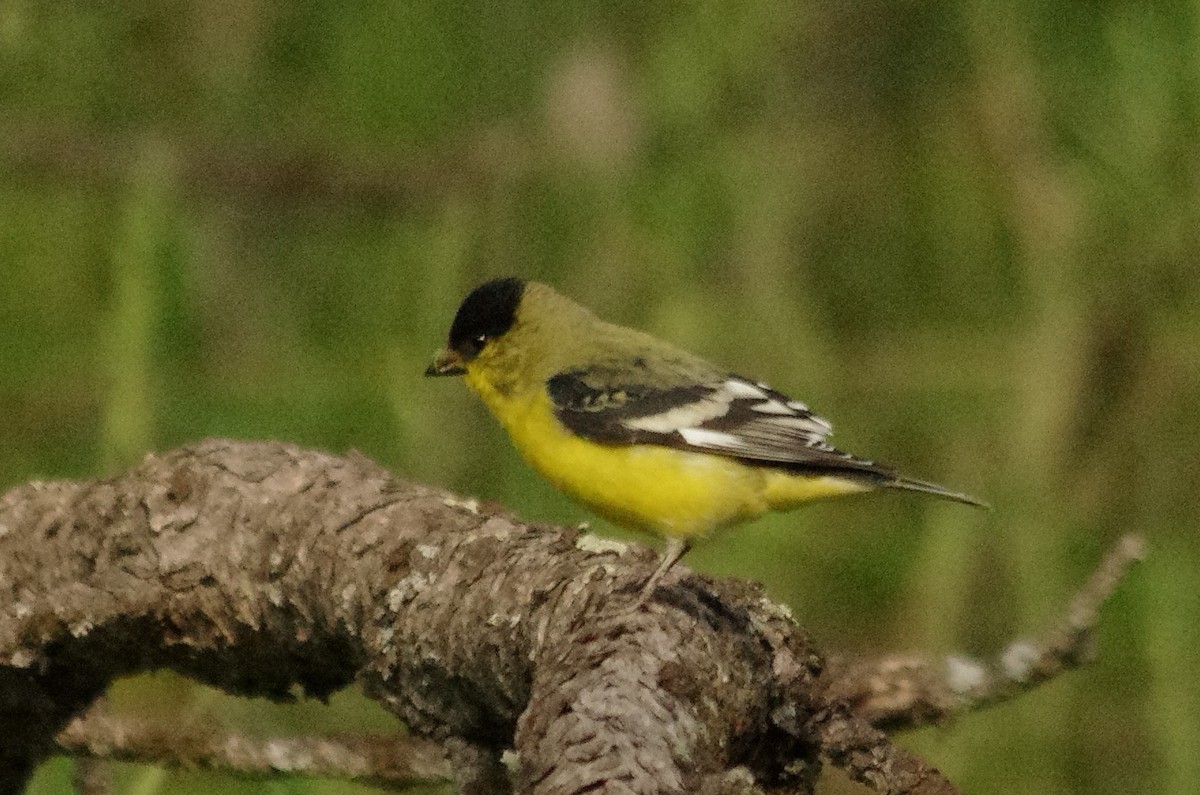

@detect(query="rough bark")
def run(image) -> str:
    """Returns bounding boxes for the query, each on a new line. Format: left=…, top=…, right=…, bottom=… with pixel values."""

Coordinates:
left=0, top=440, right=1138, bottom=794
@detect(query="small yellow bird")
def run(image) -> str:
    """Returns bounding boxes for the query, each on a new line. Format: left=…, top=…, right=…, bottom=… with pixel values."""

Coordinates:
left=427, top=278, right=983, bottom=606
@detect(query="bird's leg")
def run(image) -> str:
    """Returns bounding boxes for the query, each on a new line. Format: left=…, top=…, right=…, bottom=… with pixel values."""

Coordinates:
left=631, top=536, right=691, bottom=610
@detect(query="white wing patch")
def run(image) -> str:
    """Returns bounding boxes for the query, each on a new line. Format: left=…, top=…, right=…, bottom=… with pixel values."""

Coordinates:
left=724, top=379, right=769, bottom=399
left=678, top=427, right=746, bottom=448
left=749, top=400, right=794, bottom=415
left=624, top=395, right=733, bottom=433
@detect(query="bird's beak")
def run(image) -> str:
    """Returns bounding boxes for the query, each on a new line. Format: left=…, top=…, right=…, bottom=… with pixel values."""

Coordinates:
left=425, top=348, right=467, bottom=377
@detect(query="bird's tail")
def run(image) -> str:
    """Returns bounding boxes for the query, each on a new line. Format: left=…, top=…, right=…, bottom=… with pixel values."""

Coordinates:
left=884, top=475, right=988, bottom=508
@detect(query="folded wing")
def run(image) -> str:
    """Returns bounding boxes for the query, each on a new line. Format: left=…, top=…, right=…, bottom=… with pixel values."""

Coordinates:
left=546, top=368, right=893, bottom=478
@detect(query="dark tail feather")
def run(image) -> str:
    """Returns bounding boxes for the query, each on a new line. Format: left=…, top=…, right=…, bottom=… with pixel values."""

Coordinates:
left=884, top=475, right=988, bottom=508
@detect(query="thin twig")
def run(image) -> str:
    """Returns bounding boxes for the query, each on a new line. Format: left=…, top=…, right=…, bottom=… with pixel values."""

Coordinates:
left=821, top=534, right=1145, bottom=730
left=56, top=706, right=451, bottom=791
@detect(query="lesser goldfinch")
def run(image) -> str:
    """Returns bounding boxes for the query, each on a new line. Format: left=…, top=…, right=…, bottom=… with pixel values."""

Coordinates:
left=427, top=277, right=983, bottom=606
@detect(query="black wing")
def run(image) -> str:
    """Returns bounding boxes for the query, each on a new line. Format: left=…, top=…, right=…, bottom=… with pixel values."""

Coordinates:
left=546, top=368, right=894, bottom=478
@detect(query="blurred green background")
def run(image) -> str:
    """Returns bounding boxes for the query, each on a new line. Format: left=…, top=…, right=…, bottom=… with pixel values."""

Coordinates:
left=2, top=2, right=1196, bottom=793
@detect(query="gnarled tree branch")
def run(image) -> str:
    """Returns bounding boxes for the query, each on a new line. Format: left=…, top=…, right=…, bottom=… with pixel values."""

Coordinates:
left=0, top=440, right=1140, bottom=794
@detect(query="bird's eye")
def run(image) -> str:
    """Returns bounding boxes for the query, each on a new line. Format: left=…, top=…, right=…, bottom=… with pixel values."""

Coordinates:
left=464, top=334, right=488, bottom=357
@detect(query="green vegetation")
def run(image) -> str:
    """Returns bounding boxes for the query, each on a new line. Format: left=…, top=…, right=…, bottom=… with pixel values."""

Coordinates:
left=2, top=3, right=1195, bottom=793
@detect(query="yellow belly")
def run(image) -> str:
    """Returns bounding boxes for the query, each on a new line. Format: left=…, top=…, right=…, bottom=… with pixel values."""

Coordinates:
left=520, top=421, right=771, bottom=537
left=466, top=374, right=869, bottom=537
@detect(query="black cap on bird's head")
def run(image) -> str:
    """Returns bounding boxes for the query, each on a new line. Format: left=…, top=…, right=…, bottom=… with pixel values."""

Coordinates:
left=425, top=277, right=526, bottom=376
